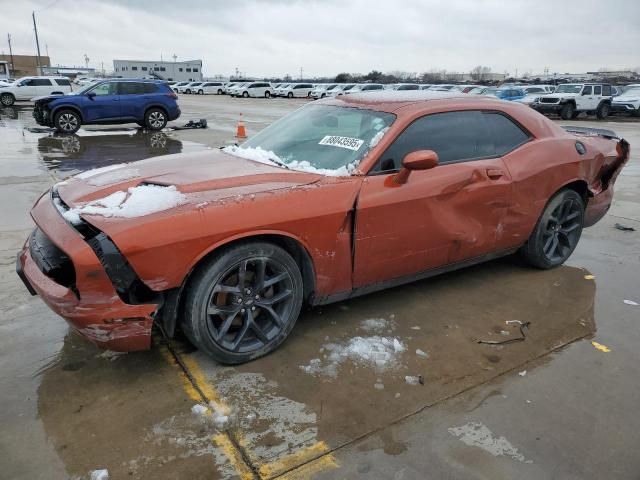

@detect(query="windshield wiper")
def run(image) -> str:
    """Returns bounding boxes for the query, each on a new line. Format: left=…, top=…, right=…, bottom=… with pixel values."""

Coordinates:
left=269, top=157, right=290, bottom=169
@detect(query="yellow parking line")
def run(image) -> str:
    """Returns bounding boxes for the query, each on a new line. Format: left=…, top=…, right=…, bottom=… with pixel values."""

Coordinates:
left=213, top=433, right=257, bottom=480
left=273, top=453, right=339, bottom=480
left=258, top=442, right=337, bottom=479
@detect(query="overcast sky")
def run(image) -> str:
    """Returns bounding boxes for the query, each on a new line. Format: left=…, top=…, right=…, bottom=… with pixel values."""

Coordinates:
left=2, top=0, right=639, bottom=78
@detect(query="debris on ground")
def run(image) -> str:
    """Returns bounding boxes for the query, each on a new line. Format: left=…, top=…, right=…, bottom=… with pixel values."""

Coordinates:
left=518, top=370, right=527, bottom=377
left=171, top=119, right=208, bottom=130
left=190, top=402, right=230, bottom=429
left=405, top=375, right=424, bottom=386
left=416, top=349, right=429, bottom=358
left=584, top=274, right=595, bottom=280
left=614, top=223, right=636, bottom=232
left=623, top=299, right=639, bottom=306
left=90, top=469, right=109, bottom=480
left=358, top=317, right=394, bottom=333
left=591, top=341, right=611, bottom=353
left=410, top=326, right=421, bottom=330
left=478, top=321, right=531, bottom=345
left=96, top=350, right=128, bottom=361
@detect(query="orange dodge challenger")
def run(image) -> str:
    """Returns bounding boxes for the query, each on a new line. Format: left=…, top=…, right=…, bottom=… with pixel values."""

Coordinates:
left=17, top=92, right=629, bottom=364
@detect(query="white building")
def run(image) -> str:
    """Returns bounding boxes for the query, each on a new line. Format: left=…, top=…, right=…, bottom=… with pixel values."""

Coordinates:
left=112, top=59, right=203, bottom=82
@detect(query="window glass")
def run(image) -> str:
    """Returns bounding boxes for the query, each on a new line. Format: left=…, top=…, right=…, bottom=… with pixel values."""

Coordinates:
left=186, top=68, right=192, bottom=72
left=193, top=68, right=198, bottom=72
left=89, top=82, right=116, bottom=96
left=582, top=86, right=592, bottom=95
left=131, top=66, right=138, bottom=71
left=118, top=82, right=146, bottom=95
left=374, top=111, right=494, bottom=172
left=54, top=79, right=71, bottom=86
left=594, top=85, right=602, bottom=95
left=30, top=78, right=53, bottom=86
left=160, top=67, right=166, bottom=71
left=143, top=83, right=157, bottom=93
left=142, top=66, right=147, bottom=71
left=178, top=68, right=183, bottom=72
left=483, top=112, right=530, bottom=156
left=602, top=85, right=612, bottom=96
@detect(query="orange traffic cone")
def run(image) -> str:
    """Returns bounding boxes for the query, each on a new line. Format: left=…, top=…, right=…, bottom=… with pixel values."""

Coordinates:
left=235, top=113, right=247, bottom=139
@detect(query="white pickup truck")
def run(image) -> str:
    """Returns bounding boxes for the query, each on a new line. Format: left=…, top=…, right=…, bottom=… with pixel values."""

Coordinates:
left=532, top=83, right=613, bottom=120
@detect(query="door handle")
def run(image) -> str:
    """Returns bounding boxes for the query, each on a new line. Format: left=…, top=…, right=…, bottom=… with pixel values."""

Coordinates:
left=486, top=168, right=505, bottom=180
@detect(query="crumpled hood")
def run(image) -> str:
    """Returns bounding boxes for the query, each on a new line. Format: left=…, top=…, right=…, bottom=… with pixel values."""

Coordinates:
left=57, top=149, right=322, bottom=208
left=32, top=94, right=68, bottom=103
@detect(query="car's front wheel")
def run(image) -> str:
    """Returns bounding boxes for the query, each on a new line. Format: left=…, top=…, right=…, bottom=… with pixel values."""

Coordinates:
left=242, top=91, right=249, bottom=98
left=520, top=189, right=584, bottom=269
left=54, top=110, right=81, bottom=134
left=218, top=89, right=223, bottom=95
left=264, top=91, right=271, bottom=98
left=287, top=92, right=294, bottom=98
left=198, top=89, right=204, bottom=95
left=0, top=92, right=15, bottom=106
left=182, top=242, right=303, bottom=364
left=596, top=102, right=610, bottom=120
left=145, top=108, right=167, bottom=130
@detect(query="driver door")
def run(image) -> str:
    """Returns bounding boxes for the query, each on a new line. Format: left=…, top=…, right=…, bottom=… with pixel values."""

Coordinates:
left=353, top=110, right=514, bottom=288
left=81, top=82, right=121, bottom=121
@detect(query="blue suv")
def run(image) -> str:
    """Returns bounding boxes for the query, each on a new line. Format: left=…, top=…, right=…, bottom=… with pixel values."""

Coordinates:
left=33, top=79, right=181, bottom=133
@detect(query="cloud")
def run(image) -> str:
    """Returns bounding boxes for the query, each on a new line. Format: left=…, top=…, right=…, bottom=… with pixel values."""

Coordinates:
left=4, top=0, right=639, bottom=78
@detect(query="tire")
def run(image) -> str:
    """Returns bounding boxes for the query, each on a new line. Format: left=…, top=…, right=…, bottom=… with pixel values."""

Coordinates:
left=242, top=91, right=249, bottom=98
left=560, top=103, right=575, bottom=120
left=633, top=108, right=640, bottom=118
left=54, top=109, right=81, bottom=134
left=264, top=91, right=271, bottom=98
left=321, top=93, right=326, bottom=98
left=520, top=189, right=584, bottom=269
left=198, top=89, right=204, bottom=95
left=570, top=111, right=580, bottom=119
left=596, top=102, right=610, bottom=120
left=182, top=242, right=304, bottom=364
left=0, top=92, right=15, bottom=106
left=218, top=89, right=223, bottom=95
left=287, top=92, right=293, bottom=98
left=185, top=89, right=191, bottom=94
left=144, top=108, right=167, bottom=130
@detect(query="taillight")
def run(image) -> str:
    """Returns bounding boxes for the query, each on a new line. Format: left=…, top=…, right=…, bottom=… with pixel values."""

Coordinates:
left=167, top=92, right=177, bottom=99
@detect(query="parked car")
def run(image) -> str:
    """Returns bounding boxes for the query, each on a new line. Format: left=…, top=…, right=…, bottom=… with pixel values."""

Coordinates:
left=393, top=83, right=420, bottom=91
left=17, top=93, right=629, bottom=364
left=468, top=86, right=497, bottom=95
left=229, top=82, right=249, bottom=97
left=0, top=76, right=73, bottom=106
left=533, top=83, right=614, bottom=120
left=349, top=84, right=384, bottom=94
left=515, top=93, right=545, bottom=106
left=311, top=84, right=338, bottom=99
left=273, top=83, right=292, bottom=97
left=329, top=84, right=357, bottom=97
left=281, top=83, right=314, bottom=98
left=427, top=84, right=457, bottom=91
left=451, top=85, right=481, bottom=93
left=197, top=82, right=226, bottom=95
left=223, top=83, right=237, bottom=94
left=235, top=82, right=273, bottom=98
left=172, top=82, right=190, bottom=93
left=179, top=82, right=203, bottom=94
left=418, top=84, right=434, bottom=90
left=523, top=85, right=555, bottom=94
left=611, top=87, right=640, bottom=117
left=31, top=79, right=181, bottom=133
left=493, top=88, right=526, bottom=101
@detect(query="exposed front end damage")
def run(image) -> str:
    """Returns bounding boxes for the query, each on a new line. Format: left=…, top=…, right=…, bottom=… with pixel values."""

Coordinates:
left=16, top=188, right=161, bottom=351
left=32, top=96, right=57, bottom=128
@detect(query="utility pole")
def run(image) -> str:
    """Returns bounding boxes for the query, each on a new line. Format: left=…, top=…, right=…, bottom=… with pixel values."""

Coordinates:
left=300, top=67, right=303, bottom=80
left=32, top=11, right=43, bottom=75
left=7, top=33, right=14, bottom=76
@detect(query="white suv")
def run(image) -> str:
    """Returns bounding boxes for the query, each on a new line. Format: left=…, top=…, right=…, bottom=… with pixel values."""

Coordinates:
left=0, top=76, right=73, bottom=106
left=533, top=83, right=614, bottom=120
left=612, top=87, right=640, bottom=117
left=311, top=84, right=338, bottom=99
left=196, top=82, right=225, bottom=95
left=281, top=83, right=314, bottom=98
left=235, top=82, right=273, bottom=98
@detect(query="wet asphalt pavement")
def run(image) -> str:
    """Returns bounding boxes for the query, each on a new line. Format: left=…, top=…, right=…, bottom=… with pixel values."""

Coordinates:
left=0, top=95, right=639, bottom=480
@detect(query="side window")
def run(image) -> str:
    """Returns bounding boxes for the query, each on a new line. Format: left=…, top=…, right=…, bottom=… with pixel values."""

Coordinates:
left=143, top=83, right=157, bottom=93
left=594, top=85, right=602, bottom=95
left=374, top=111, right=494, bottom=172
left=90, top=83, right=115, bottom=96
left=119, top=82, right=146, bottom=95
left=582, top=86, right=592, bottom=95
left=54, top=79, right=71, bottom=86
left=483, top=112, right=530, bottom=156
left=33, top=79, right=53, bottom=86
left=602, top=85, right=611, bottom=96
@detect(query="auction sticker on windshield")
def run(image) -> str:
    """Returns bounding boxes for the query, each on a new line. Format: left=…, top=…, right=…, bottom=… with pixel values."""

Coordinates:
left=319, top=135, right=364, bottom=151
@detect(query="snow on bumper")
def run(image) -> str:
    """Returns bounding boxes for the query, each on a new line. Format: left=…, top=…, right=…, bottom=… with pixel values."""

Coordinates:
left=17, top=191, right=159, bottom=351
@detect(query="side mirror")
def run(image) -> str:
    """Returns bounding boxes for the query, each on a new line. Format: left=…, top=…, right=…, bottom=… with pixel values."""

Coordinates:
left=581, top=90, right=589, bottom=96
left=87, top=92, right=96, bottom=99
left=394, top=150, right=439, bottom=184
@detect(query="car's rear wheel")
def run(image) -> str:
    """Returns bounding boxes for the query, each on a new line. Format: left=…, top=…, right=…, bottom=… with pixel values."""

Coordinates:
left=218, top=89, right=223, bottom=95
left=520, top=189, right=584, bottom=269
left=570, top=111, right=580, bottom=119
left=198, top=89, right=204, bottom=95
left=185, top=89, right=191, bottom=94
left=54, top=110, right=81, bottom=134
left=145, top=108, right=167, bottom=130
left=0, top=92, right=15, bottom=106
left=264, top=91, right=271, bottom=98
left=182, top=242, right=303, bottom=364
left=560, top=103, right=575, bottom=120
left=634, top=108, right=640, bottom=118
left=242, top=91, right=249, bottom=98
left=596, top=102, right=610, bottom=120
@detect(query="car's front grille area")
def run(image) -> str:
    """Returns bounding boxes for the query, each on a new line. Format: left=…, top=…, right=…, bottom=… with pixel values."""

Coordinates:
left=540, top=98, right=560, bottom=104
left=29, top=227, right=76, bottom=291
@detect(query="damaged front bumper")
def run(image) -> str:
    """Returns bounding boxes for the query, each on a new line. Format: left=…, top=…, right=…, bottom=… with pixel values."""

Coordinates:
left=16, top=190, right=161, bottom=351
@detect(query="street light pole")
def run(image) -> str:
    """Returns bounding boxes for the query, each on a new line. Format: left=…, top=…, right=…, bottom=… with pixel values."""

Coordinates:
left=32, top=11, right=43, bottom=75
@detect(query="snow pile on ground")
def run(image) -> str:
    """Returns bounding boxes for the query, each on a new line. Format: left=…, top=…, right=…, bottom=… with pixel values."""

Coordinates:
left=89, top=469, right=109, bottom=480
left=64, top=184, right=186, bottom=224
left=358, top=317, right=395, bottom=333
left=191, top=401, right=230, bottom=430
left=223, top=145, right=355, bottom=177
left=300, top=336, right=406, bottom=377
